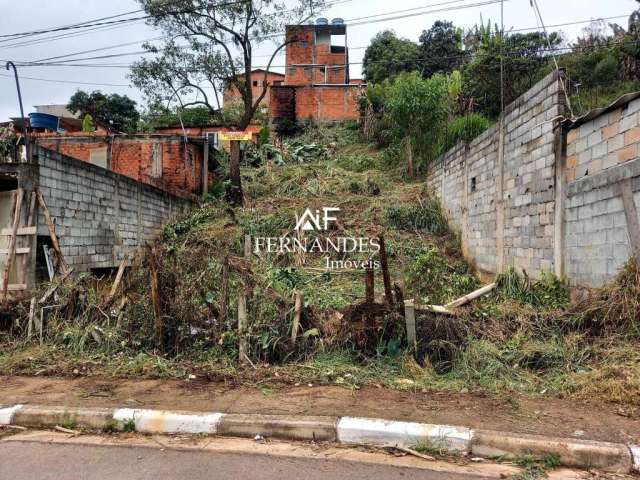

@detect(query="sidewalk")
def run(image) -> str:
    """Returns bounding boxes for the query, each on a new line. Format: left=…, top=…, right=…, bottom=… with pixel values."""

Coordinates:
left=2, top=375, right=639, bottom=445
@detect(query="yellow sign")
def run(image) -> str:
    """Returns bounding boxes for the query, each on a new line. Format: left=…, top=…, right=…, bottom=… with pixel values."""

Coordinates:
left=219, top=131, right=252, bottom=141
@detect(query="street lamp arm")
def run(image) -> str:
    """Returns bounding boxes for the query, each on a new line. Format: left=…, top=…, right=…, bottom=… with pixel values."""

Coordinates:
left=5, top=61, right=30, bottom=162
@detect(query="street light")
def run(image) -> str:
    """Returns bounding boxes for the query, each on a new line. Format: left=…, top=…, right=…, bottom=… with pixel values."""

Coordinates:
left=5, top=61, right=30, bottom=162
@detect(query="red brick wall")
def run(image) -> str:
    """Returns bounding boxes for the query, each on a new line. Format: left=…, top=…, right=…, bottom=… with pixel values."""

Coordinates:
left=285, top=26, right=315, bottom=85
left=294, top=86, right=361, bottom=122
left=36, top=136, right=203, bottom=199
left=223, top=71, right=285, bottom=106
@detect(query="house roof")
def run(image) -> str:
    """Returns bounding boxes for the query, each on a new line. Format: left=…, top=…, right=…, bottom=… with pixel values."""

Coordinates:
left=225, top=69, right=285, bottom=81
left=567, top=91, right=640, bottom=130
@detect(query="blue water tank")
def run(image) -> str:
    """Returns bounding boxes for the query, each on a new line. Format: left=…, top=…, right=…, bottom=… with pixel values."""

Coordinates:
left=316, top=17, right=328, bottom=25
left=331, top=18, right=345, bottom=25
left=29, top=112, right=59, bottom=131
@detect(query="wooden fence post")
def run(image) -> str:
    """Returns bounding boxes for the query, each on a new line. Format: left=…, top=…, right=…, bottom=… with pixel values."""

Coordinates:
left=404, top=299, right=417, bottom=351
left=238, top=234, right=251, bottom=364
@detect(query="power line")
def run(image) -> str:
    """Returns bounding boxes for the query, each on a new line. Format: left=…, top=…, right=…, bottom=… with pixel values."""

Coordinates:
left=8, top=38, right=639, bottom=72
left=12, top=21, right=638, bottom=71
left=0, top=22, right=147, bottom=51
left=0, top=0, right=250, bottom=40
left=0, top=9, right=144, bottom=43
left=8, top=0, right=505, bottom=68
left=0, top=72, right=131, bottom=87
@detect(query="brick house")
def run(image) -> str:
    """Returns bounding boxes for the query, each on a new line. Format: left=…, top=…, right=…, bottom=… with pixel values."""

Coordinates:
left=223, top=69, right=286, bottom=108
left=269, top=19, right=366, bottom=125
left=34, top=132, right=209, bottom=200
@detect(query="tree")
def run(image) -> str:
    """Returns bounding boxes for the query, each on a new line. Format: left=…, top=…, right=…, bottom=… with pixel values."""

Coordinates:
left=419, top=20, right=465, bottom=78
left=130, top=0, right=324, bottom=205
left=67, top=90, right=140, bottom=133
left=384, top=72, right=450, bottom=176
left=362, top=30, right=420, bottom=84
left=462, top=30, right=562, bottom=118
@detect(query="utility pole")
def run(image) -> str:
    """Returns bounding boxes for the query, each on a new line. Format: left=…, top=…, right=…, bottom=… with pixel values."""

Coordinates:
left=5, top=62, right=30, bottom=162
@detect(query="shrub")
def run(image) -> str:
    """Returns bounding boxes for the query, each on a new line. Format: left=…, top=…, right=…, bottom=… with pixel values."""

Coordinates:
left=384, top=196, right=449, bottom=235
left=441, top=114, right=492, bottom=153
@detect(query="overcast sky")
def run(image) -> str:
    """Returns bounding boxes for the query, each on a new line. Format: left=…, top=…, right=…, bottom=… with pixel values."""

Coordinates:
left=0, top=0, right=636, bottom=121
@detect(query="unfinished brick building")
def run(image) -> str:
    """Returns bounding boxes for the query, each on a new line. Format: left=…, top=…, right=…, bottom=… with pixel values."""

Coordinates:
left=35, top=133, right=209, bottom=200
left=223, top=69, right=285, bottom=108
left=269, top=18, right=365, bottom=125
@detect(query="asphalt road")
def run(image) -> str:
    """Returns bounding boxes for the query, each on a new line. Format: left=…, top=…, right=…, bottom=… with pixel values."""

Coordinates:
left=0, top=441, right=490, bottom=480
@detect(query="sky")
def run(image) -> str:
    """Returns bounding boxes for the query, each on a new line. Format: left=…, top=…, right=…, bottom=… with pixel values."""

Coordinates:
left=0, top=0, right=637, bottom=121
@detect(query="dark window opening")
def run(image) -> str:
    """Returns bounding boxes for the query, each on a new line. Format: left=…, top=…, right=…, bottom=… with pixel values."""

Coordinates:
left=35, top=235, right=54, bottom=283
left=253, top=80, right=258, bottom=87
left=0, top=175, right=18, bottom=192
left=471, top=177, right=477, bottom=192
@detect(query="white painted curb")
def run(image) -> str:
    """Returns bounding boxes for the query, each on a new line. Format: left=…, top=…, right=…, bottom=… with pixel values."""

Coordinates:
left=0, top=405, right=23, bottom=425
left=630, top=445, right=640, bottom=473
left=113, top=408, right=224, bottom=434
left=336, top=417, right=473, bottom=453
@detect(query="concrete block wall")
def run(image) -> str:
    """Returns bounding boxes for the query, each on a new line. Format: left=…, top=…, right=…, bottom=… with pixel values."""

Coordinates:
left=428, top=71, right=564, bottom=278
left=566, top=94, right=640, bottom=182
left=564, top=159, right=640, bottom=287
left=428, top=70, right=640, bottom=288
left=35, top=146, right=192, bottom=271
left=563, top=93, right=640, bottom=287
left=501, top=72, right=563, bottom=275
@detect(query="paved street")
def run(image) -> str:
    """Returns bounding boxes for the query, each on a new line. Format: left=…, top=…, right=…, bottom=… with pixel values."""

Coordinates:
left=0, top=440, right=496, bottom=480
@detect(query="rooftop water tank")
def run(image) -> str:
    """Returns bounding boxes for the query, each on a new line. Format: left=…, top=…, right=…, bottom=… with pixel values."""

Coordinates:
left=316, top=17, right=328, bottom=25
left=29, top=112, right=59, bottom=132
left=331, top=18, right=345, bottom=25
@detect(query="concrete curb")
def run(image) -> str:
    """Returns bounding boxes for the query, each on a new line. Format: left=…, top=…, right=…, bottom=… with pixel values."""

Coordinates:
left=0, top=404, right=637, bottom=474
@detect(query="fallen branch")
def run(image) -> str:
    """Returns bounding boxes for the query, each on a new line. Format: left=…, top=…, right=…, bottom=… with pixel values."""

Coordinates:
left=106, top=259, right=127, bottom=303
left=445, top=283, right=496, bottom=309
left=36, top=190, right=70, bottom=275
left=54, top=425, right=80, bottom=435
left=394, top=446, right=435, bottom=461
left=38, top=268, right=73, bottom=304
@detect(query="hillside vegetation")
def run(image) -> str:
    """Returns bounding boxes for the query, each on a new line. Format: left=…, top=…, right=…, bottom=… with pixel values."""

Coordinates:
left=0, top=124, right=639, bottom=405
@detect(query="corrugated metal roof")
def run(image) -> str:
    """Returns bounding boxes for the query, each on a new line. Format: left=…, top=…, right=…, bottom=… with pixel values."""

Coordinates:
left=567, top=91, right=640, bottom=130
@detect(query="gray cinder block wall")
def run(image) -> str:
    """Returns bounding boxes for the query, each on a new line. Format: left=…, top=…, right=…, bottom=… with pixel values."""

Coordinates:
left=564, top=95, right=640, bottom=287
left=428, top=71, right=565, bottom=280
left=35, top=146, right=192, bottom=271
left=427, top=71, right=640, bottom=288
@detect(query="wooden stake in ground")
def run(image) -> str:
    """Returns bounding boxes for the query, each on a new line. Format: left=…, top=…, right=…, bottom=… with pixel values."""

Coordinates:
left=2, top=188, right=24, bottom=301
left=36, top=190, right=70, bottom=275
left=237, top=234, right=251, bottom=364
left=106, top=259, right=127, bottom=303
left=27, top=296, right=36, bottom=338
left=365, top=266, right=375, bottom=304
left=379, top=236, right=394, bottom=306
left=228, top=140, right=243, bottom=206
left=291, top=291, right=303, bottom=345
left=220, top=258, right=229, bottom=329
left=403, top=299, right=417, bottom=351
left=149, top=247, right=163, bottom=350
